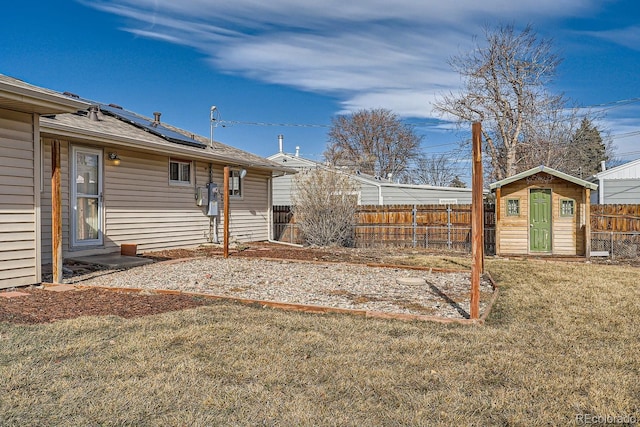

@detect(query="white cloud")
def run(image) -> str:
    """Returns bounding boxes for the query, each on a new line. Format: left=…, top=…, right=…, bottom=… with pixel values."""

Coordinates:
left=583, top=25, right=640, bottom=51
left=83, top=0, right=606, bottom=121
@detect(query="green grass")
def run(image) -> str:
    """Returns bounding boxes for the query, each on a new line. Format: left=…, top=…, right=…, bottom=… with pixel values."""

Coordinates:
left=1, top=257, right=639, bottom=426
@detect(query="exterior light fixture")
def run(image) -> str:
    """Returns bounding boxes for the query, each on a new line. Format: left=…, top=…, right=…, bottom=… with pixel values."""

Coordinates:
left=108, top=152, right=121, bottom=166
left=239, top=168, right=247, bottom=179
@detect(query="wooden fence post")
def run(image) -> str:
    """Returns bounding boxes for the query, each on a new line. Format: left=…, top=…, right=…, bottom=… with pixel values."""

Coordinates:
left=223, top=166, right=229, bottom=258
left=470, top=122, right=483, bottom=320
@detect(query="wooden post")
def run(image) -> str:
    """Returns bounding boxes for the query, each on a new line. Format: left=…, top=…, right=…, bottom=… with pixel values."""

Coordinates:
left=51, top=140, right=62, bottom=283
left=223, top=166, right=230, bottom=258
left=585, top=188, right=591, bottom=259
left=494, top=186, right=501, bottom=256
left=470, top=122, right=483, bottom=319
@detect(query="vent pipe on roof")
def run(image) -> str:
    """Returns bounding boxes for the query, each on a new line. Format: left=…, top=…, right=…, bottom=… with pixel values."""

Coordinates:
left=153, top=112, right=161, bottom=126
left=295, top=146, right=300, bottom=157
left=601, top=160, right=606, bottom=172
left=88, top=105, right=100, bottom=122
left=278, top=134, right=284, bottom=153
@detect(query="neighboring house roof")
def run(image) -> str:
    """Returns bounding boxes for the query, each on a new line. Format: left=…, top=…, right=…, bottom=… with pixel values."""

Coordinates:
left=592, top=158, right=640, bottom=180
left=0, top=74, right=88, bottom=114
left=268, top=151, right=474, bottom=193
left=39, top=100, right=293, bottom=174
left=490, top=165, right=598, bottom=191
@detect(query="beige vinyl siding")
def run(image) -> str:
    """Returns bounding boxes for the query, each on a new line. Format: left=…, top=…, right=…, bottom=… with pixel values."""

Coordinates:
left=40, top=144, right=271, bottom=260
left=103, top=148, right=210, bottom=252
left=223, top=169, right=270, bottom=242
left=0, top=108, right=37, bottom=288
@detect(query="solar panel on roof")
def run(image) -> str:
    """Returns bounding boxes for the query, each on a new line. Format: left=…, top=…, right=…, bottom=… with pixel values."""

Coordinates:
left=99, top=104, right=206, bottom=148
left=97, top=103, right=207, bottom=149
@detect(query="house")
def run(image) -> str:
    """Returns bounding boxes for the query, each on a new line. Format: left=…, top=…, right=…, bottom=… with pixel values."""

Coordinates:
left=267, top=138, right=474, bottom=206
left=0, top=74, right=291, bottom=289
left=489, top=165, right=598, bottom=257
left=590, top=158, right=640, bottom=204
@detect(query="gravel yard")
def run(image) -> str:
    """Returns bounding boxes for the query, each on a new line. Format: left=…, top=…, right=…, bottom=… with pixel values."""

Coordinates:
left=65, top=256, right=495, bottom=319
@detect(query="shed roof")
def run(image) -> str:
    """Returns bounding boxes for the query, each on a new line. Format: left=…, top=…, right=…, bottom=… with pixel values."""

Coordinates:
left=489, top=165, right=598, bottom=191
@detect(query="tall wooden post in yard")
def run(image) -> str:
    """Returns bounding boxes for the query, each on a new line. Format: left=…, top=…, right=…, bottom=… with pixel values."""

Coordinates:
left=470, top=122, right=483, bottom=320
left=223, top=166, right=230, bottom=258
left=51, top=140, right=62, bottom=284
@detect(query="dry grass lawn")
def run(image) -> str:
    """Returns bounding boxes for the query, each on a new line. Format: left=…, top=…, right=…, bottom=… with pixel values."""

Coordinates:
left=1, top=256, right=639, bottom=426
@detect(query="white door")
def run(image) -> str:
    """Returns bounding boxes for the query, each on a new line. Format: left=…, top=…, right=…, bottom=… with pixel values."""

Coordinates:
left=71, top=146, right=103, bottom=247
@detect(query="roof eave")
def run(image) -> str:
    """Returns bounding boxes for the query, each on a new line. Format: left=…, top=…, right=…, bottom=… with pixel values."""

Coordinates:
left=0, top=84, right=87, bottom=114
left=40, top=121, right=295, bottom=173
left=489, top=165, right=598, bottom=191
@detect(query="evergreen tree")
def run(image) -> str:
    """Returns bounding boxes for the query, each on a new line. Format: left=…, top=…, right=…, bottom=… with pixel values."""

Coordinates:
left=568, top=118, right=609, bottom=177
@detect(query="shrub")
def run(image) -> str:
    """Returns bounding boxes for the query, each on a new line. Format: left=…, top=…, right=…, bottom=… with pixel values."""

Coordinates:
left=292, top=168, right=358, bottom=246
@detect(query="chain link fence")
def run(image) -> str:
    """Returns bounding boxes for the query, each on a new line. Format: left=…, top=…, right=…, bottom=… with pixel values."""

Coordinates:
left=591, top=232, right=640, bottom=260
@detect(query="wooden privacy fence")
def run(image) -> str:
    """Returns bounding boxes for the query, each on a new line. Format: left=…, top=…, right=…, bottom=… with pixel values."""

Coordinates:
left=273, top=204, right=496, bottom=254
left=274, top=203, right=640, bottom=258
left=590, top=204, right=640, bottom=260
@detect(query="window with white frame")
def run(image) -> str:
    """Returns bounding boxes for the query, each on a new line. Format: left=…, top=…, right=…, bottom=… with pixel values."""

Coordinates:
left=560, top=199, right=575, bottom=217
left=506, top=198, right=520, bottom=216
left=229, top=169, right=243, bottom=197
left=169, top=159, right=191, bottom=184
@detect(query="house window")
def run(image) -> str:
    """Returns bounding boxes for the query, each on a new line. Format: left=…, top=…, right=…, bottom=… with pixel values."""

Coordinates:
left=169, top=159, right=191, bottom=185
left=506, top=198, right=520, bottom=216
left=560, top=199, right=575, bottom=217
left=229, top=169, right=243, bottom=197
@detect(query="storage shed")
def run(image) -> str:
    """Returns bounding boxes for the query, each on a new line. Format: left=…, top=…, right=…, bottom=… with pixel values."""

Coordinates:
left=489, top=166, right=598, bottom=257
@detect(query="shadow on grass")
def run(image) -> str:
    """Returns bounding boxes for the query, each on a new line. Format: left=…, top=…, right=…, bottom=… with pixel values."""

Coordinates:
left=427, top=282, right=470, bottom=319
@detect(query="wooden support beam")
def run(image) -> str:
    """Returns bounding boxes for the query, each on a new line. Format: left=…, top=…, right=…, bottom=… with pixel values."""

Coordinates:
left=470, top=122, right=483, bottom=320
left=585, top=188, right=591, bottom=259
left=51, top=140, right=62, bottom=284
left=223, top=165, right=230, bottom=258
left=495, top=187, right=501, bottom=256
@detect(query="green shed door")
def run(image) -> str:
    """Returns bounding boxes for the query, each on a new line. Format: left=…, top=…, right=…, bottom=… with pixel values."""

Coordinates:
left=529, top=189, right=551, bottom=252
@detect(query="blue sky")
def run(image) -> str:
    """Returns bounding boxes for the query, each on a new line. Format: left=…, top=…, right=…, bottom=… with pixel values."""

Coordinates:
left=1, top=0, right=639, bottom=181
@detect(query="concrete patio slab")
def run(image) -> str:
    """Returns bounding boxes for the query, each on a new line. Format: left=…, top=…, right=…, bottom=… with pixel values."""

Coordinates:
left=66, top=253, right=154, bottom=269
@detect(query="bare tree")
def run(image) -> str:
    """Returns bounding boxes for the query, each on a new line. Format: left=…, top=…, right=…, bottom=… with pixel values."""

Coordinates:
left=324, top=108, right=422, bottom=182
left=413, top=152, right=460, bottom=186
left=292, top=168, right=359, bottom=247
left=433, top=24, right=567, bottom=180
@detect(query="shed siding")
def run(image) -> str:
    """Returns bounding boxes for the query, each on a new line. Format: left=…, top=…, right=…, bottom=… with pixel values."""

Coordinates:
left=0, top=109, right=37, bottom=288
left=551, top=181, right=584, bottom=255
left=496, top=173, right=587, bottom=256
left=601, top=179, right=640, bottom=204
left=498, top=183, right=530, bottom=254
